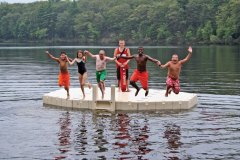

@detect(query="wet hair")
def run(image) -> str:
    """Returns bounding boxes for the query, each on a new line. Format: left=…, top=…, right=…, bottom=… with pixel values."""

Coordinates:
left=76, top=50, right=84, bottom=58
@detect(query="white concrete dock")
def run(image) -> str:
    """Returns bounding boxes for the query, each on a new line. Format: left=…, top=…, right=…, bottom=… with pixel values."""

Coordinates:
left=43, top=85, right=198, bottom=111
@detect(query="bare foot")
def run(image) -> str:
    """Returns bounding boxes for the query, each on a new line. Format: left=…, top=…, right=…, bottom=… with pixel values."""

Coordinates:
left=135, top=88, right=140, bottom=96
left=82, top=95, right=85, bottom=100
left=67, top=94, right=70, bottom=99
left=102, top=94, right=104, bottom=99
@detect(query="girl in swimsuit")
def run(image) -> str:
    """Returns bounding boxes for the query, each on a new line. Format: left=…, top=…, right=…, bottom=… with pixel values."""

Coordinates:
left=67, top=50, right=91, bottom=99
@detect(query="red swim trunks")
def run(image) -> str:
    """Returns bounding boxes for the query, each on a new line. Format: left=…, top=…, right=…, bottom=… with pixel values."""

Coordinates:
left=166, top=76, right=180, bottom=94
left=58, top=72, right=70, bottom=88
left=130, top=69, right=148, bottom=90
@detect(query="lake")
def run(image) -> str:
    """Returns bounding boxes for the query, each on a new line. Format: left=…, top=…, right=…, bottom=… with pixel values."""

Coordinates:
left=0, top=45, right=239, bottom=159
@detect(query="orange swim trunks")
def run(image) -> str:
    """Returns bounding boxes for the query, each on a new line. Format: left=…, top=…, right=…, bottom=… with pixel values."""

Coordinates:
left=130, top=69, right=148, bottom=90
left=58, top=72, right=70, bottom=88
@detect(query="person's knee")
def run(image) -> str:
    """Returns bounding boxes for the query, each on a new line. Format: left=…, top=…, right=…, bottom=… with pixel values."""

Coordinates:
left=173, top=88, right=180, bottom=94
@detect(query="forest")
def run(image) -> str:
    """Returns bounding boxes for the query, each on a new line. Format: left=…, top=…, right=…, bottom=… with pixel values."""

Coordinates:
left=0, top=0, right=239, bottom=45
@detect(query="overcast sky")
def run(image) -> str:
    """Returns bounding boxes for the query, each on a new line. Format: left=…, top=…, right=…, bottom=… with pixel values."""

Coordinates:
left=0, top=0, right=46, bottom=3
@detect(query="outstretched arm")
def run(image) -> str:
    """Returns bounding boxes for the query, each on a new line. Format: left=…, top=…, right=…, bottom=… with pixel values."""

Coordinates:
left=119, top=54, right=135, bottom=60
left=180, top=46, right=192, bottom=64
left=106, top=56, right=117, bottom=61
left=160, top=62, right=170, bottom=69
left=66, top=56, right=76, bottom=65
left=46, top=51, right=59, bottom=62
left=146, top=55, right=161, bottom=66
left=84, top=50, right=97, bottom=59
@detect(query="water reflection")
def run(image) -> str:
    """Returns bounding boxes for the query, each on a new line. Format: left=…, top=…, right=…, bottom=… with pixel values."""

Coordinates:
left=92, top=112, right=111, bottom=159
left=74, top=113, right=88, bottom=155
left=131, top=118, right=152, bottom=158
left=164, top=123, right=181, bottom=160
left=114, top=113, right=132, bottom=158
left=114, top=113, right=152, bottom=159
left=55, top=112, right=71, bottom=160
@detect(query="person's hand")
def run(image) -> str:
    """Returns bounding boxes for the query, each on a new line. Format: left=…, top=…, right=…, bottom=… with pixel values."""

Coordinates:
left=157, top=61, right=161, bottom=66
left=122, top=62, right=128, bottom=67
left=188, top=46, right=192, bottom=53
left=84, top=50, right=89, bottom=54
left=117, top=62, right=122, bottom=66
left=45, top=51, right=49, bottom=54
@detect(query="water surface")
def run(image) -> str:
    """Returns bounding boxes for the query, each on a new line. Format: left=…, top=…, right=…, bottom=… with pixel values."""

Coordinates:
left=0, top=45, right=239, bottom=159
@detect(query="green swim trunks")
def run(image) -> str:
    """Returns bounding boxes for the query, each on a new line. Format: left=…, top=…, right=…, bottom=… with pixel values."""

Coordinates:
left=96, top=70, right=107, bottom=83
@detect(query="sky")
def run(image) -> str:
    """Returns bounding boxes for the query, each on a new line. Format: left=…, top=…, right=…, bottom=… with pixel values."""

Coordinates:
left=0, top=0, right=46, bottom=3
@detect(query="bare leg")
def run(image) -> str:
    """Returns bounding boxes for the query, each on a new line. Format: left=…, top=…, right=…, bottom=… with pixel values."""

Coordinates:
left=165, top=86, right=171, bottom=97
left=99, top=81, right=105, bottom=99
left=79, top=74, right=85, bottom=99
left=65, top=86, right=70, bottom=99
left=130, top=81, right=140, bottom=96
left=168, top=88, right=172, bottom=94
left=126, top=80, right=130, bottom=92
left=118, top=80, right=121, bottom=92
left=83, top=72, right=92, bottom=89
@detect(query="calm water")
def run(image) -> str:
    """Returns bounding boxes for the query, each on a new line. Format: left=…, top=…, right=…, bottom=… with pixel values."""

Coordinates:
left=0, top=45, right=239, bottom=160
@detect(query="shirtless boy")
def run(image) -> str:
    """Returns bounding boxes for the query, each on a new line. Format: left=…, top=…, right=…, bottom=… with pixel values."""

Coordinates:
left=84, top=50, right=116, bottom=99
left=46, top=51, right=71, bottom=99
left=160, top=46, right=192, bottom=97
left=120, top=47, right=161, bottom=96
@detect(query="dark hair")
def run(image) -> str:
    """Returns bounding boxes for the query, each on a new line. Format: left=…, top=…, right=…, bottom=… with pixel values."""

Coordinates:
left=76, top=50, right=84, bottom=58
left=60, top=51, right=66, bottom=55
left=172, top=54, right=178, bottom=57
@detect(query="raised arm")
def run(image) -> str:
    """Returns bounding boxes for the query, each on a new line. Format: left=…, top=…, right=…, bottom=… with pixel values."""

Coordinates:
left=146, top=55, right=161, bottom=66
left=46, top=51, right=59, bottom=62
left=84, top=50, right=97, bottom=59
left=180, top=46, right=192, bottom=64
left=160, top=61, right=170, bottom=69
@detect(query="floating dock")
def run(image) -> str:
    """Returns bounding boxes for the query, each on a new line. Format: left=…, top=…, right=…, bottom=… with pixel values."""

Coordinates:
left=43, top=85, right=197, bottom=111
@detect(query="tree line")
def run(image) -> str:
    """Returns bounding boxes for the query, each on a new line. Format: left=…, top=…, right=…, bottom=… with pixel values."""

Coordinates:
left=0, top=0, right=239, bottom=45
